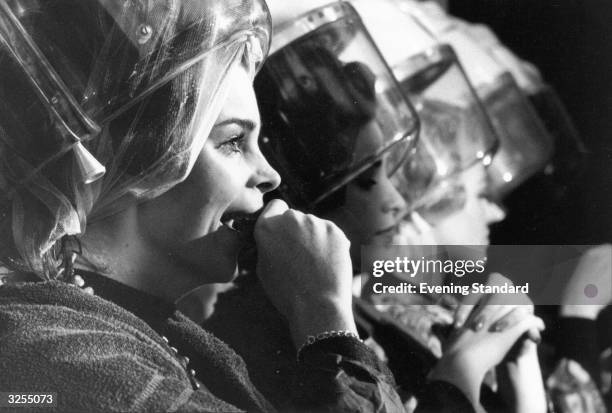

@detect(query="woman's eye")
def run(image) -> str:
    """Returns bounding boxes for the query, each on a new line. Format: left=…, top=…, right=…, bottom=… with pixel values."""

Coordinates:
left=218, top=133, right=246, bottom=155
left=354, top=161, right=382, bottom=190
left=355, top=176, right=377, bottom=190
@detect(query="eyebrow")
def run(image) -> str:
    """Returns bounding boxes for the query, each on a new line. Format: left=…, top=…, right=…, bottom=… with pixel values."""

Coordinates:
left=213, top=118, right=257, bottom=131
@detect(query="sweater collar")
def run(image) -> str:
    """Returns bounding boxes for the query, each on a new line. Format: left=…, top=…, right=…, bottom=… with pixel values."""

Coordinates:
left=77, top=270, right=177, bottom=332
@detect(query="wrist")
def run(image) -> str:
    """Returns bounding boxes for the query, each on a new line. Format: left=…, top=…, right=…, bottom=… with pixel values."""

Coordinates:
left=429, top=351, right=486, bottom=410
left=289, top=298, right=357, bottom=349
left=296, top=330, right=363, bottom=362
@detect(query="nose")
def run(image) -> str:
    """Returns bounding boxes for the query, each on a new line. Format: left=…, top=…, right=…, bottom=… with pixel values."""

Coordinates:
left=483, top=200, right=506, bottom=224
left=251, top=151, right=281, bottom=194
left=381, top=182, right=408, bottom=219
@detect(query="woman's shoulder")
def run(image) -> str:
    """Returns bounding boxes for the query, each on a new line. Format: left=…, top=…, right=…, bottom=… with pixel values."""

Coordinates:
left=0, top=281, right=233, bottom=412
left=0, top=280, right=156, bottom=336
left=0, top=280, right=181, bottom=366
left=0, top=280, right=179, bottom=371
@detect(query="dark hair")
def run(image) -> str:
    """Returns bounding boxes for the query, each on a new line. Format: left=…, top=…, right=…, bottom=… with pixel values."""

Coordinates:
left=256, top=42, right=377, bottom=210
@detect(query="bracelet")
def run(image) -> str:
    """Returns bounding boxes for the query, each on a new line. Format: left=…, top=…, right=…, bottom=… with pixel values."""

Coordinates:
left=296, top=330, right=363, bottom=361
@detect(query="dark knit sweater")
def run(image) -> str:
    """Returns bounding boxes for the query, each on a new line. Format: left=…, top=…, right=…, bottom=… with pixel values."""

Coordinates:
left=0, top=273, right=274, bottom=412
left=205, top=275, right=476, bottom=413
left=0, top=272, right=473, bottom=412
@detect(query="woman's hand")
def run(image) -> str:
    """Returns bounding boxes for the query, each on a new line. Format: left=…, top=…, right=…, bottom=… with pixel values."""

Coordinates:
left=255, top=199, right=357, bottom=347
left=431, top=273, right=544, bottom=410
left=453, top=272, right=539, bottom=342
left=497, top=339, right=547, bottom=413
left=560, top=244, right=612, bottom=320
left=430, top=311, right=545, bottom=410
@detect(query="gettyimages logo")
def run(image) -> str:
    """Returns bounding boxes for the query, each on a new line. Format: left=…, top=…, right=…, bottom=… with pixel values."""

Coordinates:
left=360, top=244, right=612, bottom=305
left=371, top=255, right=486, bottom=278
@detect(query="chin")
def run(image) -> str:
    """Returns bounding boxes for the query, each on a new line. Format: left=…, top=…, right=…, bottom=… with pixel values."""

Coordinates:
left=197, top=254, right=240, bottom=284
left=173, top=235, right=242, bottom=284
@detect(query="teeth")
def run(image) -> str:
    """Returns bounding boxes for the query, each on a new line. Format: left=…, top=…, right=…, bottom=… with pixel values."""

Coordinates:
left=220, top=218, right=236, bottom=231
left=220, top=211, right=260, bottom=233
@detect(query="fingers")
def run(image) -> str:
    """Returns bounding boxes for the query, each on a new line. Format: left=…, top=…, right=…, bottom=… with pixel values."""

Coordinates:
left=424, top=304, right=455, bottom=325
left=255, top=200, right=350, bottom=263
left=437, top=294, right=460, bottom=310
left=255, top=199, right=288, bottom=246
left=259, top=198, right=289, bottom=220
left=491, top=306, right=543, bottom=345
left=256, top=199, right=299, bottom=238
left=467, top=304, right=507, bottom=332
left=506, top=334, right=540, bottom=363
left=514, top=317, right=545, bottom=354
left=454, top=275, right=504, bottom=329
left=455, top=272, right=534, bottom=331
left=499, top=315, right=545, bottom=348
left=454, top=298, right=480, bottom=329
left=489, top=305, right=535, bottom=333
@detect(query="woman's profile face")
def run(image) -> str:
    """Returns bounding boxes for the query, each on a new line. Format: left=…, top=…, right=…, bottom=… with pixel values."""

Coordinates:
left=430, top=163, right=506, bottom=245
left=324, top=120, right=407, bottom=264
left=137, top=65, right=281, bottom=283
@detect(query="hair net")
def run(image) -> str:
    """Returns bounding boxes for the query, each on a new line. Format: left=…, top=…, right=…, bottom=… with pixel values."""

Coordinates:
left=459, top=21, right=587, bottom=194
left=255, top=2, right=419, bottom=209
left=480, top=73, right=553, bottom=197
left=0, top=0, right=271, bottom=278
left=391, top=0, right=555, bottom=198
left=352, top=0, right=497, bottom=215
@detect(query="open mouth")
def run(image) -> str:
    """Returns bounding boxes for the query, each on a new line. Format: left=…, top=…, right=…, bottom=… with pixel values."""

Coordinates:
left=219, top=208, right=264, bottom=240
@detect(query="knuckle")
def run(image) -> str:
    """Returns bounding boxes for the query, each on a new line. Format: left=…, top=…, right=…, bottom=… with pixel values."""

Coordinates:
left=305, top=213, right=323, bottom=228
left=284, top=208, right=301, bottom=223
left=456, top=306, right=469, bottom=319
left=325, top=220, right=340, bottom=234
left=326, top=220, right=344, bottom=236
left=337, top=233, right=350, bottom=248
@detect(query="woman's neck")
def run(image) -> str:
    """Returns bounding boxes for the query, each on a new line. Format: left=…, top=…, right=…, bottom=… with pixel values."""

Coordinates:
left=78, top=204, right=207, bottom=303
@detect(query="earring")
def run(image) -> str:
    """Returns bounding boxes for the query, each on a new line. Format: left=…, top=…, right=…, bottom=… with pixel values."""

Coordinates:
left=58, top=236, right=82, bottom=282
left=58, top=236, right=94, bottom=295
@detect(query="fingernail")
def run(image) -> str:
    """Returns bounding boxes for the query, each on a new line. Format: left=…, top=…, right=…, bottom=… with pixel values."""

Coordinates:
left=471, top=316, right=485, bottom=331
left=529, top=331, right=542, bottom=345
left=454, top=318, right=464, bottom=329
left=441, top=295, right=458, bottom=308
left=491, top=321, right=507, bottom=332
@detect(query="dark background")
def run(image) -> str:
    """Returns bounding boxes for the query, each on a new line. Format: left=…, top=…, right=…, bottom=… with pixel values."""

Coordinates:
left=449, top=0, right=612, bottom=245
left=448, top=1, right=612, bottom=354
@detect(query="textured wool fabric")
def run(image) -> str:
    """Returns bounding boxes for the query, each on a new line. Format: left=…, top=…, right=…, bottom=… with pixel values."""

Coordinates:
left=204, top=275, right=395, bottom=407
left=0, top=272, right=474, bottom=412
left=0, top=274, right=272, bottom=412
left=205, top=274, right=475, bottom=413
